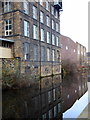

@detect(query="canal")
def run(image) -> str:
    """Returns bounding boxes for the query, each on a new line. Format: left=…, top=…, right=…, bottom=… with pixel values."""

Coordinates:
left=2, top=72, right=88, bottom=119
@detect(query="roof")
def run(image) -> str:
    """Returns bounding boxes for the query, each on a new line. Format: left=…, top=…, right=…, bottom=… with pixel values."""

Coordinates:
left=0, top=38, right=14, bottom=43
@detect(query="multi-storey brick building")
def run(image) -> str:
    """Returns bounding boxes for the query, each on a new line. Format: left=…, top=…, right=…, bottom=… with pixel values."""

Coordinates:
left=76, top=42, right=87, bottom=67
left=61, top=35, right=87, bottom=72
left=0, top=0, right=62, bottom=77
left=60, top=35, right=77, bottom=64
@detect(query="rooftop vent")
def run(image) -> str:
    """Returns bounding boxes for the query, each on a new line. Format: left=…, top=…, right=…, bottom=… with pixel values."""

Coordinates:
left=54, top=0, right=62, bottom=10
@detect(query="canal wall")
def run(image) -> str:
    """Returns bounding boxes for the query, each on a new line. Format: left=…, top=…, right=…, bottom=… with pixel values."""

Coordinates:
left=1, top=58, right=61, bottom=88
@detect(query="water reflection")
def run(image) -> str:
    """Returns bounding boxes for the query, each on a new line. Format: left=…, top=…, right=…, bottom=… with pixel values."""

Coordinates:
left=2, top=73, right=88, bottom=119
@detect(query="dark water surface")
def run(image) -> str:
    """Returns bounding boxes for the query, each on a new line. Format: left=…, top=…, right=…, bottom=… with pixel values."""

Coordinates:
left=2, top=73, right=88, bottom=119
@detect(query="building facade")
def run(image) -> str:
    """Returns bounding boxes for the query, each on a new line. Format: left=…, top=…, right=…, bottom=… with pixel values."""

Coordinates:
left=0, top=1, right=62, bottom=77
left=60, top=35, right=77, bottom=64
left=86, top=52, right=90, bottom=66
left=76, top=42, right=87, bottom=67
left=61, top=35, right=87, bottom=71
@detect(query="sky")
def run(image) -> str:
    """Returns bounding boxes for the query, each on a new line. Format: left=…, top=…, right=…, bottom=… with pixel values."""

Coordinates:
left=60, top=0, right=89, bottom=51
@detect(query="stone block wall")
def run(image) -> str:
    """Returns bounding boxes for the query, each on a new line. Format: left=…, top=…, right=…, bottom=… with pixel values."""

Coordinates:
left=2, top=58, right=61, bottom=88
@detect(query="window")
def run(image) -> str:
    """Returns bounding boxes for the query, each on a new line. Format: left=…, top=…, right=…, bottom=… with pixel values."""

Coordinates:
left=23, top=42, right=30, bottom=60
left=34, top=45, right=38, bottom=61
left=52, top=20, right=54, bottom=30
left=49, top=109, right=52, bottom=118
left=56, top=23, right=59, bottom=32
left=52, top=34, right=55, bottom=45
left=41, top=29, right=44, bottom=41
left=56, top=36, right=59, bottom=46
left=40, top=0, right=43, bottom=6
left=53, top=89, right=56, bottom=101
left=47, top=48, right=50, bottom=61
left=42, top=113, right=46, bottom=120
left=55, top=10, right=58, bottom=18
left=2, top=41, right=11, bottom=48
left=54, top=106, right=57, bottom=117
left=58, top=103, right=61, bottom=113
left=48, top=91, right=51, bottom=103
left=74, top=49, right=76, bottom=52
left=5, top=19, right=12, bottom=36
left=47, top=32, right=50, bottom=43
left=51, top=6, right=54, bottom=15
left=2, top=2, right=11, bottom=13
left=78, top=50, right=80, bottom=54
left=46, top=16, right=50, bottom=27
left=40, top=11, right=44, bottom=23
left=23, top=0, right=29, bottom=14
left=57, top=50, right=60, bottom=61
left=41, top=46, right=45, bottom=61
left=24, top=20, right=29, bottom=37
left=52, top=49, right=55, bottom=61
left=33, top=6, right=37, bottom=19
left=46, top=0, right=49, bottom=11
left=33, top=25, right=38, bottom=39
left=66, top=46, right=68, bottom=50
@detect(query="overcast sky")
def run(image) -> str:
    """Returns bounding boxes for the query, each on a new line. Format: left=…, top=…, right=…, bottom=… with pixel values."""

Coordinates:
left=60, top=0, right=89, bottom=51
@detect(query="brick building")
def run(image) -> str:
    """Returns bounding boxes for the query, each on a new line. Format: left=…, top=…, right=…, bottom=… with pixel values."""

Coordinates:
left=60, top=35, right=77, bottom=64
left=76, top=42, right=87, bottom=67
left=0, top=0, right=62, bottom=77
left=61, top=35, right=87, bottom=70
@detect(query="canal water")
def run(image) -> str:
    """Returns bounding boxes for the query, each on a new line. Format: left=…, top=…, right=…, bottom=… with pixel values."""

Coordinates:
left=2, top=72, right=88, bottom=119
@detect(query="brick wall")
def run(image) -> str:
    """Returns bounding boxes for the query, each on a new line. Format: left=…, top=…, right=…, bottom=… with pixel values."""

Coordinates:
left=61, top=35, right=77, bottom=64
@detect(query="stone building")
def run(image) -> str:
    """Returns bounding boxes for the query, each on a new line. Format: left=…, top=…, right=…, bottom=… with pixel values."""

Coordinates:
left=0, top=0, right=62, bottom=77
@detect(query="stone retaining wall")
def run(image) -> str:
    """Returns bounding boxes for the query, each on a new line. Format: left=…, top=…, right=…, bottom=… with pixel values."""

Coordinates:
left=1, top=58, right=61, bottom=88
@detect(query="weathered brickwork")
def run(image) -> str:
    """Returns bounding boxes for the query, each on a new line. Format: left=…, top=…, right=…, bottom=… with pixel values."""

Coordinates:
left=76, top=42, right=87, bottom=66
left=61, top=35, right=77, bottom=64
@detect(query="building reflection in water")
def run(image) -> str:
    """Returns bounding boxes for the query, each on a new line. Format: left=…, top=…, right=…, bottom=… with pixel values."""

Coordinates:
left=2, top=73, right=88, bottom=119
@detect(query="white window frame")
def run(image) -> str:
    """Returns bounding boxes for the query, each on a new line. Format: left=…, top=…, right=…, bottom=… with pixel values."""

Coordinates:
left=40, top=11, right=44, bottom=23
left=56, top=36, right=59, bottom=46
left=33, top=6, right=37, bottom=20
left=55, top=10, right=58, bottom=18
left=23, top=0, right=29, bottom=14
left=46, top=0, right=49, bottom=11
left=52, top=20, right=54, bottom=30
left=24, top=42, right=30, bottom=60
left=52, top=34, right=55, bottom=45
left=5, top=19, right=12, bottom=36
left=51, top=6, right=54, bottom=15
left=52, top=49, right=55, bottom=61
left=41, top=46, right=45, bottom=61
left=46, top=16, right=50, bottom=27
left=41, top=29, right=44, bottom=41
left=47, top=32, right=50, bottom=43
left=33, top=25, right=38, bottom=39
left=24, top=20, right=29, bottom=37
left=56, top=23, right=59, bottom=32
left=3, top=2, right=11, bottom=13
left=47, top=48, right=50, bottom=61
left=34, top=45, right=38, bottom=61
